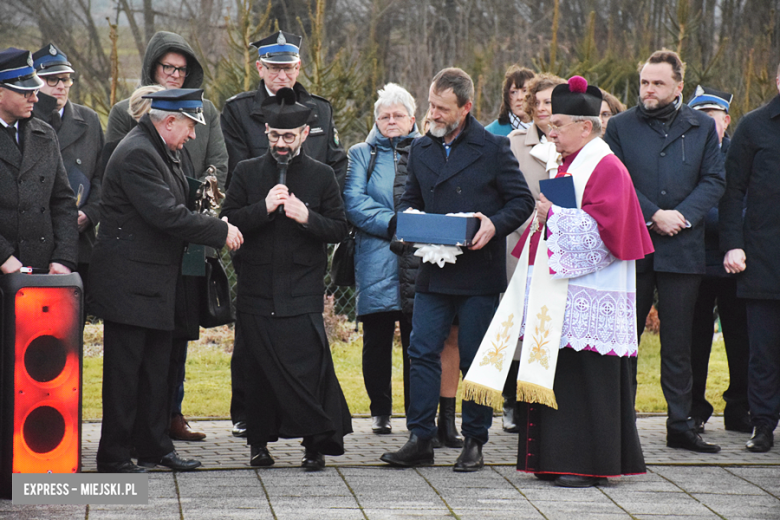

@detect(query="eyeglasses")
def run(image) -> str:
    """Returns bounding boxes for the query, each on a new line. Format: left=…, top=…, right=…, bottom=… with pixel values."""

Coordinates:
left=0, top=85, right=39, bottom=99
left=263, top=64, right=297, bottom=75
left=266, top=131, right=299, bottom=144
left=44, top=76, right=74, bottom=87
left=158, top=62, right=189, bottom=77
left=548, top=120, right=580, bottom=133
left=377, top=113, right=409, bottom=123
left=600, top=111, right=613, bottom=119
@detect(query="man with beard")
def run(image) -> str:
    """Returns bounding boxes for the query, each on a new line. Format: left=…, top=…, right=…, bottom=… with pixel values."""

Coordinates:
left=221, top=29, right=347, bottom=439
left=0, top=47, right=77, bottom=276
left=220, top=88, right=351, bottom=471
left=604, top=50, right=725, bottom=453
left=380, top=68, right=533, bottom=472
left=32, top=43, right=104, bottom=312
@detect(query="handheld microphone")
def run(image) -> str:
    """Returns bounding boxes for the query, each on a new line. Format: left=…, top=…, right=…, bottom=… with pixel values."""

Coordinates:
left=276, top=155, right=290, bottom=215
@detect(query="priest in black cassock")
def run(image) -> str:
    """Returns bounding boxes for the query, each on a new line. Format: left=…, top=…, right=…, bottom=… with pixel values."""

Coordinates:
left=220, top=88, right=352, bottom=471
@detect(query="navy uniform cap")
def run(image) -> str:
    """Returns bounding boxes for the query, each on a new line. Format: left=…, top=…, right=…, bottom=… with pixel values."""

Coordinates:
left=688, top=85, right=732, bottom=113
left=143, top=88, right=206, bottom=125
left=0, top=48, right=44, bottom=91
left=251, top=31, right=302, bottom=64
left=32, top=43, right=75, bottom=76
left=261, top=87, right=312, bottom=129
left=551, top=76, right=602, bottom=117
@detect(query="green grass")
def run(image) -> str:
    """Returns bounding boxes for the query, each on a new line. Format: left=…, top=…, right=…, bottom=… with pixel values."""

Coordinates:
left=81, top=325, right=730, bottom=420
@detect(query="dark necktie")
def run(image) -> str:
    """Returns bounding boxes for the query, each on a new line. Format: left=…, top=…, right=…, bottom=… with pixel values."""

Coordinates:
left=5, top=125, right=19, bottom=150
left=50, top=110, right=62, bottom=132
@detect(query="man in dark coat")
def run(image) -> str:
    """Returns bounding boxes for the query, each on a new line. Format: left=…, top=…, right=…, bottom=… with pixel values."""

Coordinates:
left=380, top=68, right=534, bottom=471
left=32, top=43, right=104, bottom=310
left=604, top=50, right=725, bottom=453
left=220, top=30, right=347, bottom=438
left=106, top=31, right=230, bottom=442
left=0, top=48, right=77, bottom=276
left=721, top=63, right=780, bottom=453
left=220, top=30, right=347, bottom=189
left=686, top=86, right=751, bottom=435
left=220, top=87, right=351, bottom=471
left=90, top=89, right=243, bottom=473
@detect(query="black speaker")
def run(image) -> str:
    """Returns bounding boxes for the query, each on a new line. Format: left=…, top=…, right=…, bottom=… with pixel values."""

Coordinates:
left=0, top=273, right=83, bottom=498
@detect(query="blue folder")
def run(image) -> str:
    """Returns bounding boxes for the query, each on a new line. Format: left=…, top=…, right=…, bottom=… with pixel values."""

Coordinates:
left=539, top=176, right=577, bottom=209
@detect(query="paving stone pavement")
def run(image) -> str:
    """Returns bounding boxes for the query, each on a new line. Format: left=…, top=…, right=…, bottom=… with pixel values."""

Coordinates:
left=3, top=416, right=779, bottom=519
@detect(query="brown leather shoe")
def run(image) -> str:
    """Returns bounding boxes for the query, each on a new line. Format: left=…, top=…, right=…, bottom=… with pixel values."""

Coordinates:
left=169, top=413, right=206, bottom=441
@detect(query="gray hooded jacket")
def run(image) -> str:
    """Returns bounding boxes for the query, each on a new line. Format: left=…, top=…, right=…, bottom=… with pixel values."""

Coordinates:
left=105, top=31, right=228, bottom=188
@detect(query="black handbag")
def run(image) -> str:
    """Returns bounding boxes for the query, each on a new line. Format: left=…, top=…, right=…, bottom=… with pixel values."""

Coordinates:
left=330, top=145, right=378, bottom=287
left=200, top=255, right=235, bottom=327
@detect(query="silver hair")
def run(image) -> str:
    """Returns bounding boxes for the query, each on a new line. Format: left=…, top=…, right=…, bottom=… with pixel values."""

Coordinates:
left=374, top=83, right=417, bottom=120
left=571, top=115, right=602, bottom=135
left=149, top=109, right=188, bottom=124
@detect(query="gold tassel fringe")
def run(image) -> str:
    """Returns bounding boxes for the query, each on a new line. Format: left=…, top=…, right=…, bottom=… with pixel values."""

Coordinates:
left=516, top=382, right=558, bottom=410
left=461, top=381, right=503, bottom=410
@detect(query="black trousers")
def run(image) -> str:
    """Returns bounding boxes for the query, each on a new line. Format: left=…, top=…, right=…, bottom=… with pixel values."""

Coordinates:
left=636, top=271, right=702, bottom=433
left=230, top=325, right=246, bottom=424
left=745, top=299, right=780, bottom=430
left=690, top=276, right=749, bottom=422
left=361, top=311, right=411, bottom=416
left=97, top=320, right=175, bottom=464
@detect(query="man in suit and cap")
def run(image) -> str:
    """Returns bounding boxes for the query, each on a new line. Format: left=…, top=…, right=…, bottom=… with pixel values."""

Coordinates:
left=32, top=43, right=104, bottom=311
left=0, top=47, right=77, bottom=276
left=380, top=67, right=534, bottom=472
left=687, top=86, right=752, bottom=435
left=91, top=88, right=243, bottom=473
left=221, top=30, right=347, bottom=438
left=221, top=87, right=351, bottom=471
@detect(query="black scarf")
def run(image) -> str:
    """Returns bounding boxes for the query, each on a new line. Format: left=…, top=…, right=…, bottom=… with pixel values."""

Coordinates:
left=637, top=94, right=683, bottom=123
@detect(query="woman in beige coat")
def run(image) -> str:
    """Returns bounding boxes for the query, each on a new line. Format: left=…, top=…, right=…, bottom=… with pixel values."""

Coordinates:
left=501, top=73, right=566, bottom=432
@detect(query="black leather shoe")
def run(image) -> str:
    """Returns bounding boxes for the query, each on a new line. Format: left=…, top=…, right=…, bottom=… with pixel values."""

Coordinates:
left=667, top=429, right=721, bottom=453
left=437, top=397, right=464, bottom=448
left=138, top=450, right=202, bottom=471
left=725, top=412, right=753, bottom=433
left=301, top=449, right=325, bottom=471
left=372, top=415, right=392, bottom=434
left=97, top=460, right=148, bottom=473
left=453, top=437, right=483, bottom=472
left=380, top=433, right=434, bottom=467
left=746, top=426, right=774, bottom=453
left=502, top=395, right=519, bottom=433
left=692, top=416, right=706, bottom=434
left=555, top=474, right=601, bottom=488
left=231, top=421, right=247, bottom=438
left=250, top=444, right=274, bottom=467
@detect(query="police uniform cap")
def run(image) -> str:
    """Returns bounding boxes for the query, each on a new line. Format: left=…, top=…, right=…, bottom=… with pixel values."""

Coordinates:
left=251, top=31, right=302, bottom=64
left=0, top=48, right=44, bottom=91
left=261, top=87, right=312, bottom=129
left=551, top=76, right=602, bottom=117
left=688, top=85, right=732, bottom=113
left=32, top=43, right=75, bottom=76
left=142, top=88, right=206, bottom=125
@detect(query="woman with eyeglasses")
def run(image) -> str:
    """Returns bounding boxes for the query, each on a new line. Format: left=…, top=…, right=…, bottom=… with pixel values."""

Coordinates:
left=486, top=66, right=535, bottom=136
left=599, top=89, right=627, bottom=137
left=343, top=84, right=421, bottom=436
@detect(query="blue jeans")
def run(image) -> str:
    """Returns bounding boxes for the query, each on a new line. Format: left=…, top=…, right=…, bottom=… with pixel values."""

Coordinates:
left=406, top=292, right=498, bottom=444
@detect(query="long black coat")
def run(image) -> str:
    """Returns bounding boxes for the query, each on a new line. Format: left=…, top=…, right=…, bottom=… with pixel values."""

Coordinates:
left=34, top=98, right=105, bottom=264
left=220, top=81, right=347, bottom=190
left=0, top=117, right=78, bottom=271
left=398, top=115, right=534, bottom=296
left=604, top=104, right=725, bottom=274
left=220, top=151, right=347, bottom=317
left=89, top=115, right=228, bottom=330
left=720, top=95, right=780, bottom=299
